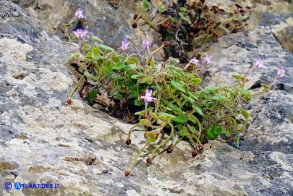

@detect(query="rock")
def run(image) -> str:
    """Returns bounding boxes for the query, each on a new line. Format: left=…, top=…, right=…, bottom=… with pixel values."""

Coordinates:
left=0, top=1, right=293, bottom=196
left=12, top=0, right=151, bottom=55
left=272, top=18, right=293, bottom=53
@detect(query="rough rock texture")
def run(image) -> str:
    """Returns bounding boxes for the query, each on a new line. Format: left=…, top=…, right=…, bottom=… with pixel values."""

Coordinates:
left=0, top=1, right=293, bottom=196
left=13, top=0, right=152, bottom=55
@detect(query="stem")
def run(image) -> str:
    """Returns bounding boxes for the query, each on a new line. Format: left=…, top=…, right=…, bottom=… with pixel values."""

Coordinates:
left=128, top=124, right=144, bottom=139
left=68, top=75, right=85, bottom=99
left=126, top=142, right=149, bottom=172
left=149, top=122, right=174, bottom=158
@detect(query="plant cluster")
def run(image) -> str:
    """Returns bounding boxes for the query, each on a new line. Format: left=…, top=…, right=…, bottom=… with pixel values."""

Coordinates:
left=132, top=0, right=251, bottom=62
left=66, top=8, right=287, bottom=177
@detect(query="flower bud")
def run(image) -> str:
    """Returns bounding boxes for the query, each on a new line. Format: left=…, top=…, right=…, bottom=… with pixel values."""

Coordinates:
left=162, top=41, right=170, bottom=47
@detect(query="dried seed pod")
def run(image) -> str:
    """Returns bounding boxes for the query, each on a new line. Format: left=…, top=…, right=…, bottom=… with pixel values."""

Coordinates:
left=126, top=139, right=131, bottom=145
left=132, top=22, right=137, bottom=28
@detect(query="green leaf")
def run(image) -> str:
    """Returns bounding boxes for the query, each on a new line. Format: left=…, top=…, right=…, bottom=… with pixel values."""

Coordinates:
left=140, top=77, right=153, bottom=84
left=261, top=83, right=270, bottom=92
left=241, top=109, right=250, bottom=119
left=87, top=89, right=98, bottom=104
left=187, top=114, right=197, bottom=124
left=139, top=119, right=152, bottom=127
left=170, top=17, right=179, bottom=22
left=179, top=12, right=191, bottom=24
left=70, top=53, right=80, bottom=60
left=104, top=62, right=112, bottom=77
left=142, top=0, right=151, bottom=11
left=171, top=81, right=186, bottom=92
left=159, top=112, right=175, bottom=121
left=98, top=44, right=114, bottom=51
left=178, top=129, right=189, bottom=137
left=109, top=85, right=121, bottom=96
left=146, top=132, right=158, bottom=143
left=130, top=74, right=143, bottom=80
left=192, top=106, right=204, bottom=117
left=232, top=74, right=244, bottom=81
left=167, top=103, right=181, bottom=113
left=222, top=128, right=231, bottom=137
left=204, top=127, right=217, bottom=140
left=187, top=76, right=201, bottom=86
left=235, top=135, right=240, bottom=148
left=179, top=7, right=187, bottom=12
left=187, top=124, right=197, bottom=134
left=91, top=48, right=101, bottom=60
left=211, top=95, right=226, bottom=101
left=91, top=36, right=103, bottom=43
left=211, top=126, right=222, bottom=136
left=239, top=88, right=252, bottom=101
left=187, top=92, right=198, bottom=100
left=169, top=57, right=180, bottom=64
left=134, top=99, right=142, bottom=106
left=172, top=114, right=187, bottom=123
left=156, top=5, right=166, bottom=13
left=84, top=71, right=96, bottom=80
left=150, top=113, right=158, bottom=119
left=112, top=62, right=129, bottom=70
left=182, top=94, right=195, bottom=103
left=129, top=88, right=139, bottom=99
left=125, top=56, right=140, bottom=66
left=204, top=86, right=218, bottom=92
left=113, top=94, right=122, bottom=99
left=135, top=107, right=154, bottom=116
left=261, top=83, right=270, bottom=89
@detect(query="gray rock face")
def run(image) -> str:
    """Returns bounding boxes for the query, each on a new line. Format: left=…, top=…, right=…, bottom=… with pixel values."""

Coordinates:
left=14, top=0, right=148, bottom=54
left=0, top=1, right=293, bottom=196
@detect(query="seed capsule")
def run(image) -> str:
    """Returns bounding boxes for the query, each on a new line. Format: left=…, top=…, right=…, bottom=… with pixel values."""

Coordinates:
left=197, top=145, right=204, bottom=152
left=125, top=171, right=130, bottom=177
left=126, top=139, right=131, bottom=145
left=66, top=99, right=73, bottom=105
left=192, top=150, right=198, bottom=157
left=132, top=22, right=137, bottom=28
left=146, top=157, right=152, bottom=164
left=166, top=147, right=173, bottom=154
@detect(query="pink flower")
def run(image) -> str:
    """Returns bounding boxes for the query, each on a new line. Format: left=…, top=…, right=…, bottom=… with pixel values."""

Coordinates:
left=276, top=66, right=288, bottom=78
left=141, top=89, right=157, bottom=103
left=202, top=54, right=211, bottom=65
left=190, top=57, right=200, bottom=65
left=121, top=40, right=130, bottom=53
left=72, top=29, right=89, bottom=40
left=142, top=40, right=152, bottom=51
left=255, top=58, right=267, bottom=69
left=75, top=8, right=84, bottom=19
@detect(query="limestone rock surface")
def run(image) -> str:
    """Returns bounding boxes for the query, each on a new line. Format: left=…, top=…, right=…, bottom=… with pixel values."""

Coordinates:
left=0, top=1, right=292, bottom=196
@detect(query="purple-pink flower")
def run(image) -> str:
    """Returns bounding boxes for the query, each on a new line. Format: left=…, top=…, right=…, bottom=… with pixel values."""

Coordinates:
left=202, top=54, right=211, bottom=65
left=142, top=40, right=152, bottom=51
left=276, top=66, right=287, bottom=78
left=254, top=58, right=267, bottom=69
left=75, top=8, right=84, bottom=19
left=190, top=57, right=200, bottom=65
left=72, top=29, right=89, bottom=40
left=141, top=89, right=157, bottom=103
left=121, top=40, right=130, bottom=53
